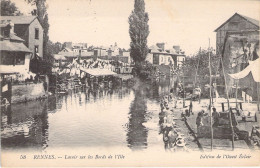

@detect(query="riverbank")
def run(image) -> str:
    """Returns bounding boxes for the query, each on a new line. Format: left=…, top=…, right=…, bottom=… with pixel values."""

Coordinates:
left=178, top=98, right=259, bottom=151
left=11, top=83, right=48, bottom=104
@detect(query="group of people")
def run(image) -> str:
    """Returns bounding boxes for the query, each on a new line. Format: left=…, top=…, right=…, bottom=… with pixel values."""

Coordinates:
left=159, top=92, right=188, bottom=152
left=196, top=107, right=220, bottom=129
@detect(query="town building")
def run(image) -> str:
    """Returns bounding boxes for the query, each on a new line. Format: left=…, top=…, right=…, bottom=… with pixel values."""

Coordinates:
left=214, top=13, right=259, bottom=100
left=0, top=21, right=34, bottom=104
left=1, top=16, right=44, bottom=58
left=58, top=43, right=131, bottom=64
left=146, top=43, right=186, bottom=69
left=215, top=13, right=259, bottom=55
left=0, top=21, right=32, bottom=74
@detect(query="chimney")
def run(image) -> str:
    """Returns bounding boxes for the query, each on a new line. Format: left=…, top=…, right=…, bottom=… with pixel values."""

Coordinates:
left=173, top=46, right=180, bottom=54
left=31, top=9, right=37, bottom=16
left=5, top=20, right=14, bottom=34
left=156, top=43, right=165, bottom=51
left=65, top=42, right=72, bottom=49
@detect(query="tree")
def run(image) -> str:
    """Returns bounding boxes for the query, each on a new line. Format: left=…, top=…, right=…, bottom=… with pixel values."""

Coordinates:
left=1, top=0, right=22, bottom=16
left=180, top=49, right=219, bottom=87
left=128, top=0, right=149, bottom=72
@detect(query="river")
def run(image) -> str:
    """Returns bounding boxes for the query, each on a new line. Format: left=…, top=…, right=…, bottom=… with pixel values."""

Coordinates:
left=1, top=78, right=179, bottom=152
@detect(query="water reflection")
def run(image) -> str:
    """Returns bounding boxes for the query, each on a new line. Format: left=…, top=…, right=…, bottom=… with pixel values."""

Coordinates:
left=1, top=77, right=177, bottom=151
left=1, top=100, right=49, bottom=150
left=127, top=83, right=149, bottom=150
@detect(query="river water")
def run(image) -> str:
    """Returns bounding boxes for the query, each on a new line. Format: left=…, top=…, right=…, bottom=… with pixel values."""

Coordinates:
left=1, top=78, right=178, bottom=152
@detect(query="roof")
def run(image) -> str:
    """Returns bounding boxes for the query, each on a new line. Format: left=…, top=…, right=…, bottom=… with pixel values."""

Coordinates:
left=0, top=16, right=38, bottom=25
left=240, top=14, right=259, bottom=27
left=9, top=33, right=25, bottom=42
left=58, top=51, right=94, bottom=57
left=53, top=54, right=66, bottom=60
left=0, top=21, right=24, bottom=42
left=149, top=45, right=160, bottom=53
left=0, top=40, right=31, bottom=53
left=214, top=13, right=259, bottom=32
left=62, top=48, right=72, bottom=52
left=80, top=68, right=117, bottom=76
left=0, top=22, right=11, bottom=28
left=168, top=49, right=177, bottom=54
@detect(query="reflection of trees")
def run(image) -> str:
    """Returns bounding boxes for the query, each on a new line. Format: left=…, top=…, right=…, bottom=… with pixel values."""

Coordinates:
left=35, top=102, right=49, bottom=149
left=48, top=96, right=57, bottom=111
left=127, top=83, right=148, bottom=150
left=148, top=78, right=176, bottom=100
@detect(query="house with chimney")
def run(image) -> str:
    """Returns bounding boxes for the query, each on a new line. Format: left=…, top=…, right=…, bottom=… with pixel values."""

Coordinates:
left=1, top=16, right=44, bottom=59
left=0, top=20, right=32, bottom=74
left=0, top=20, right=34, bottom=104
left=0, top=16, right=49, bottom=104
left=146, top=43, right=186, bottom=69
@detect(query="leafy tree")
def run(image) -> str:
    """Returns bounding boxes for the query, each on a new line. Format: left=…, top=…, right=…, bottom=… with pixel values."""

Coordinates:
left=128, top=0, right=149, bottom=73
left=1, top=0, right=22, bottom=16
left=180, top=49, right=219, bottom=87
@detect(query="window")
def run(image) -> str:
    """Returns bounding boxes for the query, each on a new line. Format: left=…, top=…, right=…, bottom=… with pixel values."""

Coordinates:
left=35, top=28, right=39, bottom=39
left=34, top=45, right=39, bottom=57
left=16, top=53, right=25, bottom=65
left=0, top=52, right=14, bottom=65
left=0, top=52, right=25, bottom=65
left=94, top=50, right=98, bottom=56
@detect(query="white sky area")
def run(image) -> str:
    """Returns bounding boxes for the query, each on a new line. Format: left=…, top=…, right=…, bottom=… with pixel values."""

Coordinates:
left=11, top=0, right=260, bottom=55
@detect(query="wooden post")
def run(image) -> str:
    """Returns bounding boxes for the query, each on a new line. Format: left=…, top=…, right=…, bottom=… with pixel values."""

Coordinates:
left=208, top=39, right=213, bottom=151
left=239, top=102, right=242, bottom=110
left=183, top=68, right=185, bottom=108
left=220, top=56, right=235, bottom=150
left=214, top=57, right=220, bottom=103
left=257, top=82, right=260, bottom=111
left=235, top=80, right=238, bottom=109
left=190, top=47, right=201, bottom=109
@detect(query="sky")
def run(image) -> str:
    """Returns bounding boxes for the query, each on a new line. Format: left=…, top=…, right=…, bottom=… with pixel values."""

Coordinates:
left=11, top=0, right=260, bottom=55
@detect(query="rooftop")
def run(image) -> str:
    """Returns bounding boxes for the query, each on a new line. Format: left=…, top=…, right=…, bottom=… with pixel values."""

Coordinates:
left=214, top=13, right=259, bottom=32
left=149, top=45, right=185, bottom=56
left=0, top=40, right=31, bottom=53
left=0, top=16, right=38, bottom=25
left=58, top=51, right=94, bottom=57
left=9, top=33, right=25, bottom=42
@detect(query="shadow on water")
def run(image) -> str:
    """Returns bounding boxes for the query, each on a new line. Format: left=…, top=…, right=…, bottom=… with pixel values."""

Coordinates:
left=126, top=77, right=176, bottom=151
left=127, top=81, right=149, bottom=150
left=1, top=99, right=49, bottom=151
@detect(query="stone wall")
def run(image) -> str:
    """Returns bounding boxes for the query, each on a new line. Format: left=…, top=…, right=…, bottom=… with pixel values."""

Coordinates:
left=11, top=83, right=47, bottom=103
